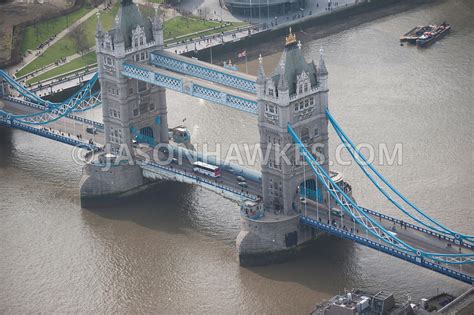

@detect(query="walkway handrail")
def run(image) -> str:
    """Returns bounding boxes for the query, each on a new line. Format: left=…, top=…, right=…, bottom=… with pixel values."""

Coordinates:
left=326, top=109, right=474, bottom=244
left=139, top=159, right=258, bottom=201
left=288, top=123, right=474, bottom=264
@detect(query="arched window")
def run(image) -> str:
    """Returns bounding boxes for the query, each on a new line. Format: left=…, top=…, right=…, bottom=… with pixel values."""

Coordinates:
left=301, top=127, right=310, bottom=142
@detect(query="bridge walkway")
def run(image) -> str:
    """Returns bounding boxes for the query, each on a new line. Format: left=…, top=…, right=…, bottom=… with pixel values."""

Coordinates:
left=128, top=61, right=256, bottom=102
left=0, top=98, right=104, bottom=145
left=300, top=200, right=474, bottom=282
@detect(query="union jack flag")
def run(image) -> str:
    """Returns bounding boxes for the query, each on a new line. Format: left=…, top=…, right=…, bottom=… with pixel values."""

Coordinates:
left=238, top=50, right=247, bottom=58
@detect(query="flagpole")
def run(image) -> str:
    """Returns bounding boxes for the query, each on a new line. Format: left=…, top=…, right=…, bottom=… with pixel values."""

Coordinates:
left=245, top=54, right=248, bottom=74
left=210, top=46, right=213, bottom=64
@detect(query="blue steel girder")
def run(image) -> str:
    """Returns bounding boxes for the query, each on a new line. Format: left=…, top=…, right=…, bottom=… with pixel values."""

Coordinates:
left=122, top=63, right=183, bottom=92
left=288, top=123, right=474, bottom=265
left=122, top=63, right=258, bottom=114
left=300, top=216, right=474, bottom=285
left=191, top=84, right=257, bottom=114
left=0, top=115, right=97, bottom=150
left=149, top=51, right=256, bottom=94
left=3, top=96, right=104, bottom=129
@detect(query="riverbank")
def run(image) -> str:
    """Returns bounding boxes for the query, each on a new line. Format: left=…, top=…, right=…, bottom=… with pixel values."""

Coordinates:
left=190, top=0, right=443, bottom=66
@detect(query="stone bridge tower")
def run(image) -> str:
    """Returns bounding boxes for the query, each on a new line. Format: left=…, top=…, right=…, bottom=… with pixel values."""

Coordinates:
left=257, top=30, right=329, bottom=215
left=95, top=0, right=168, bottom=154
left=80, top=0, right=168, bottom=206
left=237, top=31, right=330, bottom=264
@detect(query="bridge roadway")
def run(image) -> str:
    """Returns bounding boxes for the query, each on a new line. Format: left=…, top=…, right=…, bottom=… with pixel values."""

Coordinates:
left=300, top=200, right=474, bottom=276
left=0, top=98, right=104, bottom=145
left=3, top=96, right=473, bottom=279
left=134, top=145, right=263, bottom=201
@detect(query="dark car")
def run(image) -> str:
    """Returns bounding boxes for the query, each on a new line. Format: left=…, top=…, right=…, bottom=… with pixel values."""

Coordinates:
left=86, top=127, right=98, bottom=135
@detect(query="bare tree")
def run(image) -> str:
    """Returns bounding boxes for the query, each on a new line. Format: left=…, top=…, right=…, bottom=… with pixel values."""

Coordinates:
left=201, top=6, right=210, bottom=21
left=182, top=10, right=192, bottom=28
left=70, top=24, right=89, bottom=56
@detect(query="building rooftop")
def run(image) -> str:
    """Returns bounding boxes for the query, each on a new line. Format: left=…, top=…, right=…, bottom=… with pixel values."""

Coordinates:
left=271, top=31, right=318, bottom=95
left=112, top=0, right=153, bottom=49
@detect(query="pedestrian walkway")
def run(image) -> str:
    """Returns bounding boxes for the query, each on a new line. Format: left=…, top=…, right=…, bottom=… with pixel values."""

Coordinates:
left=8, top=5, right=102, bottom=76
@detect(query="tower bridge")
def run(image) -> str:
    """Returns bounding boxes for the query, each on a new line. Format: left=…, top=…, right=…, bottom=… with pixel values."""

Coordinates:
left=0, top=0, right=473, bottom=285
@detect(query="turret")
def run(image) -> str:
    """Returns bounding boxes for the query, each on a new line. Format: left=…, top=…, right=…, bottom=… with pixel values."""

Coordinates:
left=256, top=54, right=266, bottom=99
left=317, top=46, right=328, bottom=91
left=152, top=5, right=164, bottom=47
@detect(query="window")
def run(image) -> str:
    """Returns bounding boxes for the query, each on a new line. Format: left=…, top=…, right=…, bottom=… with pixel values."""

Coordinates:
left=129, top=88, right=134, bottom=95
left=138, top=81, right=147, bottom=92
left=105, top=42, right=111, bottom=50
left=109, top=126, right=123, bottom=144
left=294, top=104, right=299, bottom=112
left=140, top=36, right=144, bottom=45
left=141, top=52, right=145, bottom=60
left=304, top=83, right=308, bottom=92
left=149, top=102, right=155, bottom=110
left=134, top=38, right=138, bottom=47
left=299, top=102, right=304, bottom=110
left=104, top=56, right=114, bottom=66
left=310, top=97, right=314, bottom=105
left=269, top=89, right=274, bottom=96
left=314, top=128, right=319, bottom=136
left=304, top=99, right=309, bottom=108
left=301, top=127, right=310, bottom=142
left=265, top=104, right=278, bottom=114
left=133, top=108, right=139, bottom=116
left=139, top=102, right=148, bottom=114
left=298, top=85, right=303, bottom=94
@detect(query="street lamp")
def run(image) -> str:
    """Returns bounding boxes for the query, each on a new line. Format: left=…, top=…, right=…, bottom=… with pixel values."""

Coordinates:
left=299, top=7, right=304, bottom=31
left=267, top=0, right=270, bottom=22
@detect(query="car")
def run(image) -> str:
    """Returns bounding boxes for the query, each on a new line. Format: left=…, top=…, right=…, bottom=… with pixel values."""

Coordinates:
left=238, top=181, right=248, bottom=188
left=236, top=175, right=245, bottom=182
left=86, top=127, right=97, bottom=135
left=330, top=208, right=344, bottom=218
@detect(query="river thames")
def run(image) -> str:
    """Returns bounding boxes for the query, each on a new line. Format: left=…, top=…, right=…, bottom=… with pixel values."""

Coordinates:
left=0, top=0, right=473, bottom=312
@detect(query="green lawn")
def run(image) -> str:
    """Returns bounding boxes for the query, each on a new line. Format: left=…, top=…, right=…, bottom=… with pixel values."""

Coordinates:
left=20, top=7, right=92, bottom=55
left=163, top=16, right=244, bottom=41
left=17, top=6, right=246, bottom=80
left=26, top=51, right=97, bottom=85
left=17, top=5, right=118, bottom=78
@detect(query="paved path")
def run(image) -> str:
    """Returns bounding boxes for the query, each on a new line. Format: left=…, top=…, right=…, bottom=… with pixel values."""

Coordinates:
left=8, top=5, right=102, bottom=77
left=169, top=0, right=357, bottom=61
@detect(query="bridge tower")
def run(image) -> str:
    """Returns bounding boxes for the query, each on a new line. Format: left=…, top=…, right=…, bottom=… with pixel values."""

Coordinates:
left=80, top=0, right=169, bottom=205
left=237, top=31, right=330, bottom=264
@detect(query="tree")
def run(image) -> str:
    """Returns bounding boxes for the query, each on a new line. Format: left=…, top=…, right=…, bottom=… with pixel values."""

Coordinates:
left=182, top=10, right=192, bottom=28
left=201, top=6, right=210, bottom=21
left=70, top=24, right=89, bottom=56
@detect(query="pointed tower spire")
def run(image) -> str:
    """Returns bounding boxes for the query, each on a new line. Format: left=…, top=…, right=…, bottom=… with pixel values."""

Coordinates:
left=96, top=11, right=104, bottom=36
left=278, top=61, right=288, bottom=91
left=152, top=4, right=162, bottom=30
left=114, top=15, right=124, bottom=44
left=257, top=54, right=266, bottom=83
left=318, top=46, right=328, bottom=75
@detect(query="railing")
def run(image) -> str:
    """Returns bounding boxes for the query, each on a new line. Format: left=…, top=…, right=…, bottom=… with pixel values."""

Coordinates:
left=361, top=207, right=472, bottom=249
left=139, top=159, right=258, bottom=201
left=149, top=51, right=256, bottom=94
left=2, top=96, right=104, bottom=129
left=0, top=116, right=97, bottom=150
left=300, top=216, right=474, bottom=285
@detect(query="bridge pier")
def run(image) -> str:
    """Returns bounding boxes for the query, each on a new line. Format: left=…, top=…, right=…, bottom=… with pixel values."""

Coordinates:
left=237, top=214, right=318, bottom=265
left=79, top=162, right=147, bottom=207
